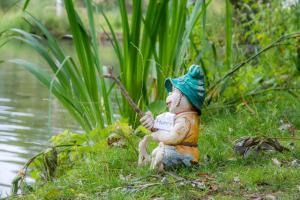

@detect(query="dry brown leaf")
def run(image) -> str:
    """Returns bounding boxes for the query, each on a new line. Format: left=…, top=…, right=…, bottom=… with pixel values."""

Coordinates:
left=234, top=136, right=289, bottom=158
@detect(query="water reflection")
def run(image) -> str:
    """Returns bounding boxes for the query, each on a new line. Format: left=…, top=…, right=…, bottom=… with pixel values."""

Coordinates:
left=0, top=41, right=84, bottom=197
left=0, top=39, right=117, bottom=196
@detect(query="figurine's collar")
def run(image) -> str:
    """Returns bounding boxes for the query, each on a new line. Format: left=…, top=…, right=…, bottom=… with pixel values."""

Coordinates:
left=175, top=111, right=198, bottom=117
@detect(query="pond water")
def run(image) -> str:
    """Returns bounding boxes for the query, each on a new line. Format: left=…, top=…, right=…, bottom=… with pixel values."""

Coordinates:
left=0, top=41, right=116, bottom=197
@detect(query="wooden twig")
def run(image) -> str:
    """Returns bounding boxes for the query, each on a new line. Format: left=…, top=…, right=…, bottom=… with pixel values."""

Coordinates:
left=208, top=33, right=300, bottom=94
left=218, top=86, right=300, bottom=106
left=103, top=67, right=145, bottom=118
left=272, top=137, right=300, bottom=141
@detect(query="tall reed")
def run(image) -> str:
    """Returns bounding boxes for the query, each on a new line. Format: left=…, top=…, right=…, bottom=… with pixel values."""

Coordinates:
left=8, top=0, right=113, bottom=132
left=104, top=0, right=207, bottom=124
left=8, top=0, right=207, bottom=129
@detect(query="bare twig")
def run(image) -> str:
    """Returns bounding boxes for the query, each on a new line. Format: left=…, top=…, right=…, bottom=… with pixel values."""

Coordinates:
left=272, top=137, right=300, bottom=141
left=208, top=33, right=300, bottom=94
left=219, top=86, right=300, bottom=106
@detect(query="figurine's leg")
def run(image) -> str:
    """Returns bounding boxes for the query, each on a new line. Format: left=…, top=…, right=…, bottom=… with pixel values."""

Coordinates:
left=150, top=146, right=159, bottom=169
left=156, top=146, right=194, bottom=169
left=150, top=143, right=165, bottom=171
left=138, top=135, right=151, bottom=166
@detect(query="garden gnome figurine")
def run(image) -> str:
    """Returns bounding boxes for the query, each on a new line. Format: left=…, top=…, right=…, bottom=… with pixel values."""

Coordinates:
left=138, top=65, right=205, bottom=171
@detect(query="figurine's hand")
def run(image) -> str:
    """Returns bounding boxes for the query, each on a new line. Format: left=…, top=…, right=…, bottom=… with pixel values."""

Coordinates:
left=140, top=111, right=154, bottom=131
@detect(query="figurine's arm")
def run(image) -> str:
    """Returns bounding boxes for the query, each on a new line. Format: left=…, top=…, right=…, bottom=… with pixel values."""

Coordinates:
left=140, top=111, right=169, bottom=132
left=140, top=111, right=154, bottom=131
left=151, top=117, right=190, bottom=145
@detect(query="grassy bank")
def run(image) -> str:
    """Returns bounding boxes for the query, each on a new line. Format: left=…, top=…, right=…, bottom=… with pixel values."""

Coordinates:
left=10, top=92, right=300, bottom=200
left=1, top=0, right=299, bottom=199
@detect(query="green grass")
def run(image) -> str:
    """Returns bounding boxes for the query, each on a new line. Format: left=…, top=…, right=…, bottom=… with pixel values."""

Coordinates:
left=12, top=92, right=300, bottom=199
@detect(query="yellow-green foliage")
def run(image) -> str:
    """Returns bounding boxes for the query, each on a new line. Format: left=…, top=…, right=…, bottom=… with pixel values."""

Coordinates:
left=27, top=122, right=138, bottom=183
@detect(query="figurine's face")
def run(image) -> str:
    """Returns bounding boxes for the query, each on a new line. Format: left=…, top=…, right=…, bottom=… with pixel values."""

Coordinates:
left=166, top=87, right=192, bottom=114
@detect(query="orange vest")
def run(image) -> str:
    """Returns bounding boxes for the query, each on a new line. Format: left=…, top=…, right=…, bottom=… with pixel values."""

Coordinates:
left=174, top=112, right=200, bottom=162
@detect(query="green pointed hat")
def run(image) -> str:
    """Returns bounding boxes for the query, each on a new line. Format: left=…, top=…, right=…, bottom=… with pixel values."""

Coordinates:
left=164, top=64, right=205, bottom=113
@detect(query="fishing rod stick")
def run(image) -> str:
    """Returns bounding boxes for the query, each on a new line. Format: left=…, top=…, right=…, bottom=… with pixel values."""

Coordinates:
left=103, top=68, right=145, bottom=118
